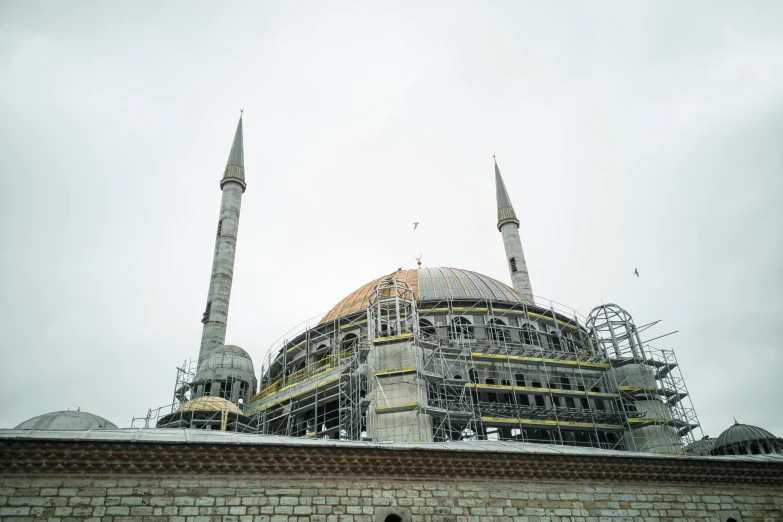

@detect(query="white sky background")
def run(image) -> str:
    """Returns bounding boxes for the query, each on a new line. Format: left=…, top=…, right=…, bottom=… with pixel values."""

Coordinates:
left=1, top=2, right=782, bottom=439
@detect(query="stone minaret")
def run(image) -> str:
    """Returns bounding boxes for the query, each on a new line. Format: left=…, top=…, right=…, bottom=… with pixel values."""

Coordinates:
left=199, top=114, right=246, bottom=360
left=494, top=156, right=534, bottom=303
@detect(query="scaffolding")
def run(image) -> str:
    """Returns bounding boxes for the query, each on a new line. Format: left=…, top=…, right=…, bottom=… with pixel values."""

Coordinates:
left=250, top=312, right=366, bottom=440
left=238, top=286, right=702, bottom=454
left=132, top=359, right=197, bottom=429
left=133, top=355, right=259, bottom=432
left=587, top=304, right=703, bottom=454
left=369, top=294, right=625, bottom=447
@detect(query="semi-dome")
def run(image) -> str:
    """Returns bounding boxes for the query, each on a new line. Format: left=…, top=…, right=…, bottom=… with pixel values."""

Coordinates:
left=14, top=410, right=117, bottom=430
left=322, top=267, right=526, bottom=323
left=712, top=420, right=781, bottom=456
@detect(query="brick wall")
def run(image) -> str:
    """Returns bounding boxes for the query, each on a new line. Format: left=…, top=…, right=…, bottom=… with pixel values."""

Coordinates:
left=1, top=477, right=782, bottom=522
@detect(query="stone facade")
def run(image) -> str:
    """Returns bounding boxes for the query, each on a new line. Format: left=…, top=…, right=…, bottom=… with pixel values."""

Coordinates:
left=1, top=435, right=782, bottom=521
left=2, top=477, right=782, bottom=522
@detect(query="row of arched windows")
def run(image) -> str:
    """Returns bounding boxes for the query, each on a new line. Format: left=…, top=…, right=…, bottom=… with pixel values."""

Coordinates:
left=418, top=317, right=582, bottom=353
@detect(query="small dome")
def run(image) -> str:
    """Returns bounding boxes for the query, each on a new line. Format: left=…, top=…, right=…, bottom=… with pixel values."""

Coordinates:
left=684, top=437, right=716, bottom=456
left=15, top=410, right=117, bottom=430
left=195, top=344, right=256, bottom=384
left=177, top=396, right=243, bottom=415
left=716, top=421, right=778, bottom=449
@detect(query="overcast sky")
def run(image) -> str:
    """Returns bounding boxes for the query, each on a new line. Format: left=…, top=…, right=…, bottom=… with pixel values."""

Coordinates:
left=1, top=2, right=782, bottom=440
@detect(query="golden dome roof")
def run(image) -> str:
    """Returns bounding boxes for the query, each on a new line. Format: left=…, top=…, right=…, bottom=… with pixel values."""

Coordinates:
left=321, top=267, right=524, bottom=323
left=176, top=396, right=243, bottom=415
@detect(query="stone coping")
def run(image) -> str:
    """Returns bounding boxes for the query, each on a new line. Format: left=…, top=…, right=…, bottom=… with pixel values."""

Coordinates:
left=1, top=430, right=782, bottom=486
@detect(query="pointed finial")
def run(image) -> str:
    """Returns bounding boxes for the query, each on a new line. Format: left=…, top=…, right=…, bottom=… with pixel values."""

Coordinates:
left=222, top=114, right=246, bottom=192
left=734, top=417, right=739, bottom=425
left=416, top=254, right=422, bottom=268
left=494, top=155, right=518, bottom=229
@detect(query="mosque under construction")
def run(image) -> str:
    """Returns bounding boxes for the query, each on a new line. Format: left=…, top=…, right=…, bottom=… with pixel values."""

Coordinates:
left=5, top=115, right=783, bottom=522
left=12, top=115, right=782, bottom=459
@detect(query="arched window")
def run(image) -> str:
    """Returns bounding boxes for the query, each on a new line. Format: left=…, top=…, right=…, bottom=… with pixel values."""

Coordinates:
left=549, top=330, right=562, bottom=351
left=419, top=318, right=436, bottom=338
left=564, top=332, right=579, bottom=354
left=316, top=346, right=331, bottom=368
left=450, top=317, right=474, bottom=339
left=487, top=319, right=508, bottom=342
left=469, top=369, right=479, bottom=383
left=218, top=381, right=230, bottom=399
left=385, top=515, right=402, bottom=522
left=520, top=324, right=540, bottom=346
left=341, top=333, right=358, bottom=353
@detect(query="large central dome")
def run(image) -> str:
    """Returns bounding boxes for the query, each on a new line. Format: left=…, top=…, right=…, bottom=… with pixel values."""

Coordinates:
left=321, top=267, right=525, bottom=323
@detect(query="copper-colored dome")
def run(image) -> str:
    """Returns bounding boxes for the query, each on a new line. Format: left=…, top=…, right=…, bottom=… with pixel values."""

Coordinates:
left=321, top=267, right=525, bottom=323
left=176, top=396, right=243, bottom=415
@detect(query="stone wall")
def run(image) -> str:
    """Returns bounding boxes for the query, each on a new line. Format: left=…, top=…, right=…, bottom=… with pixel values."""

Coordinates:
left=2, top=477, right=782, bottom=521
left=2, top=435, right=782, bottom=522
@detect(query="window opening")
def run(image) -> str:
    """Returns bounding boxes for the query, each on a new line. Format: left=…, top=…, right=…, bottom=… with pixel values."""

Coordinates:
left=450, top=317, right=474, bottom=340
left=342, top=333, right=358, bottom=353
left=521, top=324, right=539, bottom=346
left=202, top=301, right=211, bottom=324
left=485, top=378, right=497, bottom=403
left=509, top=257, right=517, bottom=272
left=577, top=385, right=589, bottom=409
left=419, top=318, right=435, bottom=338
left=549, top=331, right=562, bottom=351
left=487, top=318, right=508, bottom=342
left=501, top=379, right=511, bottom=403
left=532, top=381, right=545, bottom=407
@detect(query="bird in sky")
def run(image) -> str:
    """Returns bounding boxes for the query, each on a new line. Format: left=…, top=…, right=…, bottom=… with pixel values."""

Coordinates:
left=634, top=268, right=639, bottom=277
left=413, top=222, right=419, bottom=230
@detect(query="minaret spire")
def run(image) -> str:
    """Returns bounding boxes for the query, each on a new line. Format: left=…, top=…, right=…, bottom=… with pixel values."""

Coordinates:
left=222, top=112, right=246, bottom=192
left=199, top=114, right=247, bottom=359
left=494, top=157, right=534, bottom=303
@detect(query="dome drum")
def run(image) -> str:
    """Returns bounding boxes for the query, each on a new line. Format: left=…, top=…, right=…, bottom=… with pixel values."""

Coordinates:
left=250, top=267, right=641, bottom=447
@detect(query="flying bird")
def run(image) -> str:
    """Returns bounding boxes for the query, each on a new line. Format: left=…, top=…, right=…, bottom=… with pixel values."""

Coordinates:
left=413, top=222, right=419, bottom=230
left=634, top=268, right=639, bottom=277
